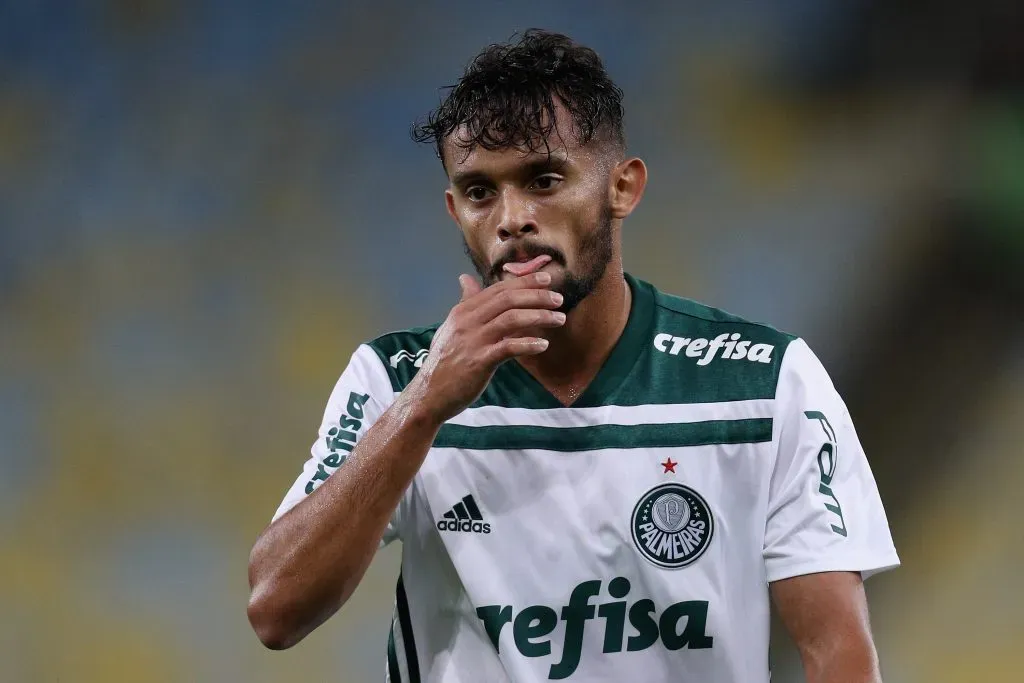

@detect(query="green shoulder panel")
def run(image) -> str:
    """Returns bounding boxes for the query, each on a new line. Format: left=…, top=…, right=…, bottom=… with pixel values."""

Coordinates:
left=365, top=323, right=441, bottom=393
left=361, top=280, right=799, bottom=407
left=608, top=285, right=800, bottom=405
left=652, top=289, right=799, bottom=344
left=363, top=321, right=560, bottom=409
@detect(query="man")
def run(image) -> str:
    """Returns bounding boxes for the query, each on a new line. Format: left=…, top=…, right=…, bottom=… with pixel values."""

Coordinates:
left=247, top=30, right=899, bottom=682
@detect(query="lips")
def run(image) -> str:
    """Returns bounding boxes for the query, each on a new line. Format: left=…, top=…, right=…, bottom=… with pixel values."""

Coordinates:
left=502, top=254, right=552, bottom=277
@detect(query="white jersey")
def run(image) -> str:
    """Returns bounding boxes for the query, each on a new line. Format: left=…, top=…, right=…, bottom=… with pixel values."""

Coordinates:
left=274, top=274, right=899, bottom=682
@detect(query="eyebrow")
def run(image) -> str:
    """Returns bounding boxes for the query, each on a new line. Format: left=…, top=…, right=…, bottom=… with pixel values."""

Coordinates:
left=449, top=152, right=570, bottom=188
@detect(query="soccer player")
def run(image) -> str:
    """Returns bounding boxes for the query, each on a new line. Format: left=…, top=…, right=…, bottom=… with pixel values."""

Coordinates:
left=247, top=29, right=899, bottom=682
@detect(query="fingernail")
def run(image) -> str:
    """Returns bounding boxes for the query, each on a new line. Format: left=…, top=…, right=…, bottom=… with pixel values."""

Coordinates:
left=553, top=312, right=566, bottom=324
left=550, top=291, right=563, bottom=305
left=535, top=272, right=551, bottom=284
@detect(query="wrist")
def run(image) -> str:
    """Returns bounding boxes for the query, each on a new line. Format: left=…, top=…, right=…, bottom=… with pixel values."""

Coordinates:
left=396, top=372, right=451, bottom=431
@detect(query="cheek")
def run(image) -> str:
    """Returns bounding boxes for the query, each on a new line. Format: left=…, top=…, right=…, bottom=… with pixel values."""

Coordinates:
left=563, top=199, right=603, bottom=252
left=463, top=225, right=499, bottom=262
left=559, top=177, right=602, bottom=216
left=455, top=206, right=485, bottom=241
left=458, top=202, right=494, bottom=234
left=458, top=219, right=496, bottom=267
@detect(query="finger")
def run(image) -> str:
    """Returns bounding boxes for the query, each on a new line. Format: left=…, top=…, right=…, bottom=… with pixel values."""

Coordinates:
left=471, top=287, right=564, bottom=325
left=486, top=336, right=550, bottom=364
left=458, top=274, right=483, bottom=302
left=462, top=271, right=557, bottom=318
left=487, top=308, right=566, bottom=339
left=469, top=270, right=552, bottom=300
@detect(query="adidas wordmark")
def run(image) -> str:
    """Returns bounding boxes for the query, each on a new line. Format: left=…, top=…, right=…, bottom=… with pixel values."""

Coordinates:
left=437, top=494, right=491, bottom=534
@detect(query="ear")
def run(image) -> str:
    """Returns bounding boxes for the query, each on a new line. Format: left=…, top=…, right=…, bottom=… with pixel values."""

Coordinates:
left=608, top=157, right=648, bottom=220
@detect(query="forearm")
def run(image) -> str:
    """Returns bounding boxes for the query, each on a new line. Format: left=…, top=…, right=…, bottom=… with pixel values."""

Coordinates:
left=247, top=271, right=562, bottom=649
left=247, top=381, right=440, bottom=649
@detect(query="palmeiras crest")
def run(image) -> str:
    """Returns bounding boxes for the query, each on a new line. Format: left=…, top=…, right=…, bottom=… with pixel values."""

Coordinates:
left=631, top=483, right=714, bottom=569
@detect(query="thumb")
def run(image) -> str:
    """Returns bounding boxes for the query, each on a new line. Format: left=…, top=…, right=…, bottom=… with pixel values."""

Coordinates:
left=458, top=274, right=483, bottom=302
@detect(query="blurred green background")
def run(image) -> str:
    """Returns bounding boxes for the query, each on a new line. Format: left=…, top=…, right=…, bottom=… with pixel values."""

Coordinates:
left=1, top=1, right=1021, bottom=681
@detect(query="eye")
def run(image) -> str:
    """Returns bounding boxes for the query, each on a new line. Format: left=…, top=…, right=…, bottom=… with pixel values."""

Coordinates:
left=465, top=186, right=492, bottom=202
left=530, top=174, right=563, bottom=191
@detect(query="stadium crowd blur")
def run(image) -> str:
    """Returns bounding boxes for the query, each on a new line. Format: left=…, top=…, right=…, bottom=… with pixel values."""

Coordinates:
left=1, top=1, right=1021, bottom=681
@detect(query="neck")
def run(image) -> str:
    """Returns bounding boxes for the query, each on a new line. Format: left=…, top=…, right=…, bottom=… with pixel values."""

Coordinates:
left=516, top=260, right=632, bottom=399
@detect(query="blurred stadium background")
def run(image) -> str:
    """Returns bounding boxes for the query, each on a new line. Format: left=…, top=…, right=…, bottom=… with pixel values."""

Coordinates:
left=1, top=1, right=1021, bottom=681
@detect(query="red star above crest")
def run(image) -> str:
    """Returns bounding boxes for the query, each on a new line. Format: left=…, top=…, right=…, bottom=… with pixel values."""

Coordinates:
left=661, top=457, right=677, bottom=474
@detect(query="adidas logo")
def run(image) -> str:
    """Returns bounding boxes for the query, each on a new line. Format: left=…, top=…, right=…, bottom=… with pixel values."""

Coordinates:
left=436, top=494, right=491, bottom=534
left=390, top=348, right=428, bottom=368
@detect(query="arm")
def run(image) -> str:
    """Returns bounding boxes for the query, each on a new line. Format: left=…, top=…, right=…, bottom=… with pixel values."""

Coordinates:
left=246, top=271, right=564, bottom=649
left=763, top=339, right=899, bottom=680
left=247, top=383, right=440, bottom=650
left=771, top=571, right=881, bottom=683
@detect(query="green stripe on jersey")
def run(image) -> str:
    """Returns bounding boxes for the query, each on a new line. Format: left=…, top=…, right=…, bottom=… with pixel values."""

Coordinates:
left=433, top=418, right=773, bottom=451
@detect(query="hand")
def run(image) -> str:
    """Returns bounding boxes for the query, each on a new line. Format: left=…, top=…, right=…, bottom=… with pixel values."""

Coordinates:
left=409, top=271, right=566, bottom=424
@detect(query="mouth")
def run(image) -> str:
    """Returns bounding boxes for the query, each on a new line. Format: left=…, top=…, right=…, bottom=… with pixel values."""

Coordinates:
left=502, top=254, right=553, bottom=277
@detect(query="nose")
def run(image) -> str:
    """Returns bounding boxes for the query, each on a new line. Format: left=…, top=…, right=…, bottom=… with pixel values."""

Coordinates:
left=495, top=189, right=537, bottom=242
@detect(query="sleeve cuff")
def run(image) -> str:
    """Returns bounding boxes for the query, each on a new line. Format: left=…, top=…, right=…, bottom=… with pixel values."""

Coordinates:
left=766, top=551, right=901, bottom=583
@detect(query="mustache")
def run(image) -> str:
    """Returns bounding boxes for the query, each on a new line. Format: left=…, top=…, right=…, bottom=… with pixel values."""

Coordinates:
left=489, top=243, right=567, bottom=281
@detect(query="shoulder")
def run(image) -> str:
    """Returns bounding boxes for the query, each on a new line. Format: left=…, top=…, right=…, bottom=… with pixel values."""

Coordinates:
left=633, top=277, right=802, bottom=403
left=650, top=286, right=799, bottom=351
left=362, top=322, right=443, bottom=392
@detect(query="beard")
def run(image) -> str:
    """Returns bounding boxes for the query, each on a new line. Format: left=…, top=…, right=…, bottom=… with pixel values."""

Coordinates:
left=463, top=202, right=615, bottom=314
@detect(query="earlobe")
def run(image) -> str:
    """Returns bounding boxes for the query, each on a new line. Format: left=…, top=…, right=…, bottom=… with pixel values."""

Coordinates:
left=609, top=158, right=648, bottom=220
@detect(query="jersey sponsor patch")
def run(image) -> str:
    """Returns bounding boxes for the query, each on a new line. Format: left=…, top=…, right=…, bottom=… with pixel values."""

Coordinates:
left=476, top=576, right=713, bottom=679
left=436, top=494, right=491, bottom=534
left=631, top=483, right=714, bottom=569
left=653, top=332, right=775, bottom=365
left=804, top=410, right=848, bottom=537
left=304, top=391, right=370, bottom=494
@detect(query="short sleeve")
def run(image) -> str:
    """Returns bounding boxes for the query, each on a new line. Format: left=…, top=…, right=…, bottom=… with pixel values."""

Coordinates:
left=763, top=338, right=900, bottom=583
left=272, top=344, right=404, bottom=547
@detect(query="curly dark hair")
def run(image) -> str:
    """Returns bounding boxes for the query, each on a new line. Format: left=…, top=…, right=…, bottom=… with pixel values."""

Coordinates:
left=412, top=29, right=625, bottom=167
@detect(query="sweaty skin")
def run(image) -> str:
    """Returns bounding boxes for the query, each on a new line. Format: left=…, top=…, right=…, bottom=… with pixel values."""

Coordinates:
left=444, top=101, right=647, bottom=404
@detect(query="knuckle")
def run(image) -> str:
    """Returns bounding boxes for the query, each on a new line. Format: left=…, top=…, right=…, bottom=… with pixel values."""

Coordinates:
left=532, top=291, right=554, bottom=308
left=525, top=293, right=546, bottom=310
left=452, top=309, right=473, bottom=330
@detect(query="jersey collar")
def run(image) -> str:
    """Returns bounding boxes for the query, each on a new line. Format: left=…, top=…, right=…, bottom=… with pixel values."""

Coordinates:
left=501, top=272, right=655, bottom=409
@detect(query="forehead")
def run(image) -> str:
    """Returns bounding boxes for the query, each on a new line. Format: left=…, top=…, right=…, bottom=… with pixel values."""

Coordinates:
left=442, top=100, right=590, bottom=178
